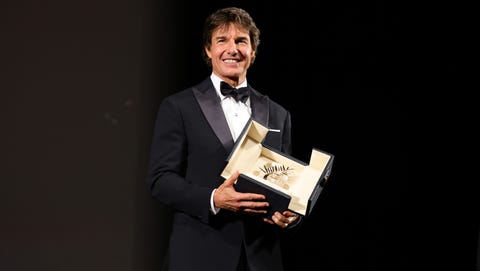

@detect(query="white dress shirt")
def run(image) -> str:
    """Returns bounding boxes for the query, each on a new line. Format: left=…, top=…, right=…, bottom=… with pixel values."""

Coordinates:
left=210, top=74, right=251, bottom=140
left=209, top=73, right=252, bottom=214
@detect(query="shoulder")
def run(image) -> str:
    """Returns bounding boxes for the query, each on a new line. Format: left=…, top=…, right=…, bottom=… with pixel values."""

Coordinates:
left=268, top=97, right=289, bottom=114
left=251, top=87, right=290, bottom=114
left=162, top=78, right=212, bottom=105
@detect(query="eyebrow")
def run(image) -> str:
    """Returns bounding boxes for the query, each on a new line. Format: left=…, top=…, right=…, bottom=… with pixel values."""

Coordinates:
left=213, top=35, right=249, bottom=42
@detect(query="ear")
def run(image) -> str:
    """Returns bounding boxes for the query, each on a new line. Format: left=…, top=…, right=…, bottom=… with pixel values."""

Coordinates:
left=250, top=50, right=256, bottom=63
left=205, top=46, right=212, bottom=59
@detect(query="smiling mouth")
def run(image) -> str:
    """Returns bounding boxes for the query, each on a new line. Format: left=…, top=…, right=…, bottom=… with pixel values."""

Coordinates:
left=223, top=59, right=240, bottom=63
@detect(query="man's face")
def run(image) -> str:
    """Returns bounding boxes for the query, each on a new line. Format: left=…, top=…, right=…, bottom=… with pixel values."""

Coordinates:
left=205, top=23, right=255, bottom=85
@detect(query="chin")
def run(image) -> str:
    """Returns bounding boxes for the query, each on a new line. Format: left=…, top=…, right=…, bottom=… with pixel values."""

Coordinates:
left=224, top=70, right=244, bottom=78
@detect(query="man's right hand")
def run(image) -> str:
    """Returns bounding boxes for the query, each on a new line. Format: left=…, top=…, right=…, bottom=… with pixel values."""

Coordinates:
left=213, top=170, right=269, bottom=214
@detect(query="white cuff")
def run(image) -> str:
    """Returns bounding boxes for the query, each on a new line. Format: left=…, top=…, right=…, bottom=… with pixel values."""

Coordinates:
left=210, top=189, right=220, bottom=214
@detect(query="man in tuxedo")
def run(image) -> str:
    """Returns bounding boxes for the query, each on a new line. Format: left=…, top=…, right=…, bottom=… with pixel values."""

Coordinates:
left=146, top=7, right=300, bottom=271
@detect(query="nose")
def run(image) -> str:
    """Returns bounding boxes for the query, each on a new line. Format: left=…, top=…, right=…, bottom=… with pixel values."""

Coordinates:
left=226, top=41, right=238, bottom=54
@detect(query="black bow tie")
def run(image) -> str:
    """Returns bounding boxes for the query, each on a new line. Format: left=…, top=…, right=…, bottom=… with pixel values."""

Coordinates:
left=220, top=81, right=250, bottom=103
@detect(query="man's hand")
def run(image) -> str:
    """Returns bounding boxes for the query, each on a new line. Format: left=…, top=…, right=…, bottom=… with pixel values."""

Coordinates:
left=213, top=170, right=269, bottom=214
left=263, top=210, right=300, bottom=228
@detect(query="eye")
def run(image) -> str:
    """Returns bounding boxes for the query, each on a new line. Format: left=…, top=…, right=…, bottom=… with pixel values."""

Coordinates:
left=236, top=38, right=248, bottom=45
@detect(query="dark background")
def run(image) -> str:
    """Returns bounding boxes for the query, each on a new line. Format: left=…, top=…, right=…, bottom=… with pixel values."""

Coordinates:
left=2, top=0, right=470, bottom=271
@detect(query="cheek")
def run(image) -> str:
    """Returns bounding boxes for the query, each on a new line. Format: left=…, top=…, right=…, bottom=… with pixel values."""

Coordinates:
left=211, top=47, right=225, bottom=59
left=245, top=49, right=254, bottom=59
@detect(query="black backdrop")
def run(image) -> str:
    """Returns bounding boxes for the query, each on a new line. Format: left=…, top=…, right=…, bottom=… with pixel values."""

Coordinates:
left=1, top=0, right=417, bottom=270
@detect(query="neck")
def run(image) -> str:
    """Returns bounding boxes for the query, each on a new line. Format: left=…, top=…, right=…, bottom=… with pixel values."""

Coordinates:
left=214, top=73, right=246, bottom=87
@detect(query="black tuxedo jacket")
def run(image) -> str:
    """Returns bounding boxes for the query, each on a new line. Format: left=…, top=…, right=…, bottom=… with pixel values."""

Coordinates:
left=146, top=77, right=292, bottom=271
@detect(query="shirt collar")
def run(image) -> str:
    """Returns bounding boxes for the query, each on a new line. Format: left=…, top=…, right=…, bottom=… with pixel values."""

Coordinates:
left=210, top=73, right=248, bottom=99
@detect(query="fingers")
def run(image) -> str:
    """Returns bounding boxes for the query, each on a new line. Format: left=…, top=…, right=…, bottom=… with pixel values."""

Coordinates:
left=263, top=217, right=274, bottom=225
left=237, top=197, right=269, bottom=213
left=270, top=211, right=299, bottom=228
left=242, top=208, right=268, bottom=214
left=223, top=170, right=240, bottom=186
left=218, top=170, right=272, bottom=214
left=271, top=212, right=289, bottom=228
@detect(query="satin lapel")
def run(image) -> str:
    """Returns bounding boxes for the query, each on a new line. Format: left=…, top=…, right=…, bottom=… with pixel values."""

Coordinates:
left=250, top=88, right=269, bottom=127
left=193, top=86, right=234, bottom=152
